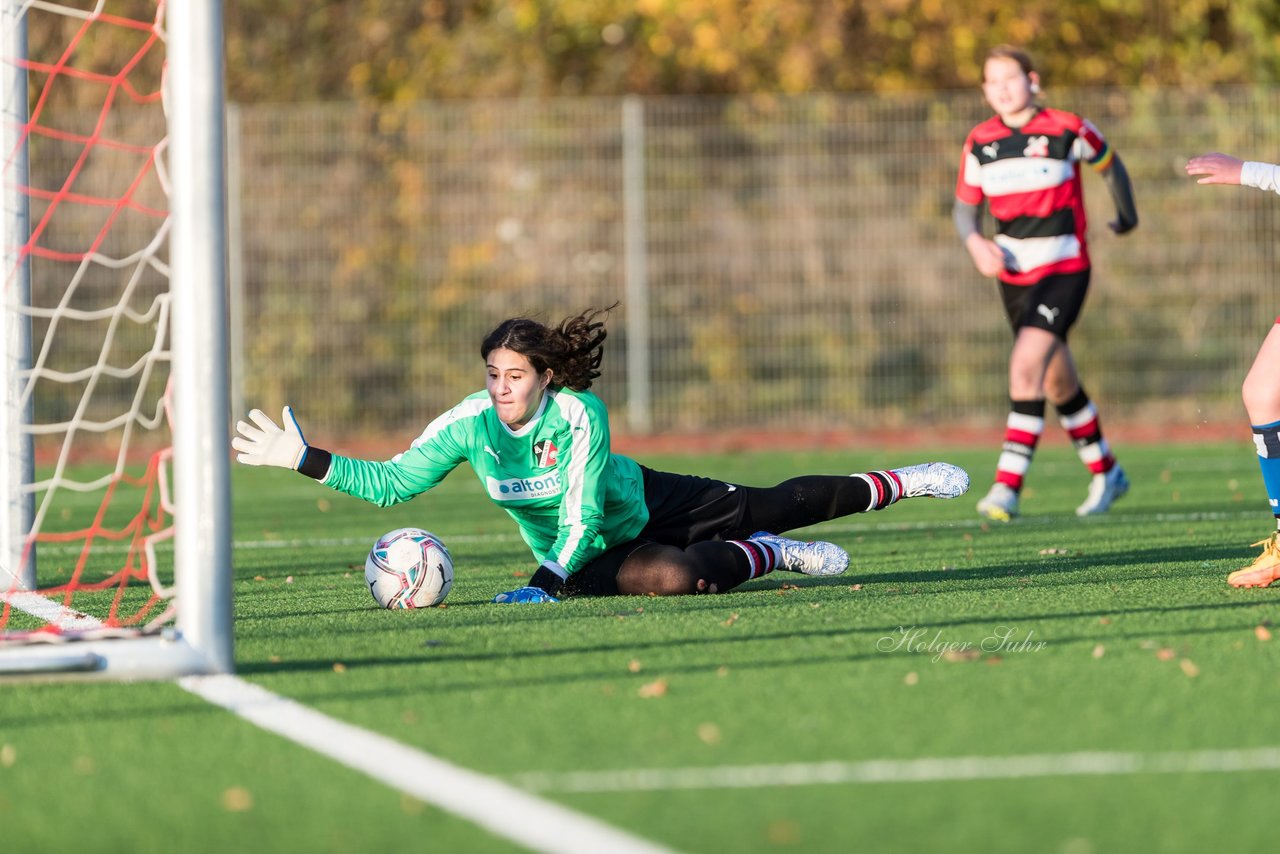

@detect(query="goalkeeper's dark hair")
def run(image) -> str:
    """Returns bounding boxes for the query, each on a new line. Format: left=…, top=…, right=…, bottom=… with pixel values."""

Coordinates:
left=482, top=304, right=617, bottom=391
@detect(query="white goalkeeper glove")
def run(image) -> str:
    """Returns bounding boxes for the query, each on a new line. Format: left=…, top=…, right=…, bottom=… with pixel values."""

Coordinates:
left=233, top=406, right=310, bottom=470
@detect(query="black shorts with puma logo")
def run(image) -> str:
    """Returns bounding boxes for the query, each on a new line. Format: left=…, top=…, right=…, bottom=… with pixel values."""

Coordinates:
left=999, top=269, right=1090, bottom=339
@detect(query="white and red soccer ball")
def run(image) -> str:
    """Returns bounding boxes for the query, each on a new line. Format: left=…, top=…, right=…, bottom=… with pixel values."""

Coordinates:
left=364, top=527, right=454, bottom=609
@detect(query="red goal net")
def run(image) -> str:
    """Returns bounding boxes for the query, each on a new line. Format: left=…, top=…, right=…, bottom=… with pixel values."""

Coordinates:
left=2, top=1, right=176, bottom=641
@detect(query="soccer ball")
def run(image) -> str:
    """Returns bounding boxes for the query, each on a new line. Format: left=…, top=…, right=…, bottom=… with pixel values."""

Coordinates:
left=364, top=527, right=454, bottom=609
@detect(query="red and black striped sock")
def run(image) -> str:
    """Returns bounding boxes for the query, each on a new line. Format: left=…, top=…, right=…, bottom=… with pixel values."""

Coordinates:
left=1056, top=387, right=1115, bottom=475
left=995, top=399, right=1046, bottom=492
left=726, top=538, right=783, bottom=579
left=851, top=470, right=904, bottom=511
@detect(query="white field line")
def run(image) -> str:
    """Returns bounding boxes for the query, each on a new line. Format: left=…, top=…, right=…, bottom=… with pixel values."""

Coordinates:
left=511, top=747, right=1280, bottom=794
left=1, top=591, right=106, bottom=630
left=0, top=593, right=673, bottom=854
left=179, top=674, right=675, bottom=854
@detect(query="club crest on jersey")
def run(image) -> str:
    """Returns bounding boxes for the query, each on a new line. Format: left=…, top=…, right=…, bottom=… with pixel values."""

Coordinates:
left=1023, top=135, right=1049, bottom=157
left=533, top=440, right=558, bottom=467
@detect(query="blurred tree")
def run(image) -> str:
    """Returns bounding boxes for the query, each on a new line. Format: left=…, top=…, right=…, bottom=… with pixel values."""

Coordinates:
left=223, top=0, right=1279, bottom=103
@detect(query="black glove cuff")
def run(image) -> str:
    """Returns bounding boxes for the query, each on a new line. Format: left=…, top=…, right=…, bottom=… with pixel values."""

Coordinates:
left=529, top=565, right=566, bottom=596
left=297, top=447, right=332, bottom=480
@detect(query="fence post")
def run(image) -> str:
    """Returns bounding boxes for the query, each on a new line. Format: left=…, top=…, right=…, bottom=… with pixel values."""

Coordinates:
left=622, top=95, right=652, bottom=434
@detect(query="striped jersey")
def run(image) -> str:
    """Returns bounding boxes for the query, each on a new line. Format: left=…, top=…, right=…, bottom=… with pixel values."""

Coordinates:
left=956, top=107, right=1113, bottom=285
left=321, top=388, right=649, bottom=576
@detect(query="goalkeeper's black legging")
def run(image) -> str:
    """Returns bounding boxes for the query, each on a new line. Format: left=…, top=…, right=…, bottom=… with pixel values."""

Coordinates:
left=561, top=467, right=899, bottom=597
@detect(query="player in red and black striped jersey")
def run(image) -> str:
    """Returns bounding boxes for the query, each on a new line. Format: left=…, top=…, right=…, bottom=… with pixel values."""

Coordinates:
left=954, top=45, right=1138, bottom=522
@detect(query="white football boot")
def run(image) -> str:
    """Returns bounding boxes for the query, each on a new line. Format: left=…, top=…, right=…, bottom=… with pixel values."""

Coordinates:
left=976, top=482, right=1020, bottom=522
left=1076, top=466, right=1130, bottom=516
left=891, top=462, right=970, bottom=499
left=750, top=532, right=850, bottom=577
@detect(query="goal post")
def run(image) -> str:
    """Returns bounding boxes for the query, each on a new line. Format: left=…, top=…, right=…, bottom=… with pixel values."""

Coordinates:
left=167, top=0, right=233, bottom=677
left=1, top=0, right=34, bottom=594
left=0, top=0, right=232, bottom=680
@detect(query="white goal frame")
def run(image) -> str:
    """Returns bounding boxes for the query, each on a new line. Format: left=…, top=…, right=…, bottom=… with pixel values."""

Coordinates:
left=0, top=0, right=232, bottom=680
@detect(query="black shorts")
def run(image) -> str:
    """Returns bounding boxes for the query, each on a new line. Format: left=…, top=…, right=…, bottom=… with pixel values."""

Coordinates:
left=999, top=270, right=1090, bottom=339
left=560, top=467, right=749, bottom=597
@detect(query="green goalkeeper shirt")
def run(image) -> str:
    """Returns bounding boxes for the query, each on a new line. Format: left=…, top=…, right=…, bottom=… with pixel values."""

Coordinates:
left=321, top=388, right=649, bottom=577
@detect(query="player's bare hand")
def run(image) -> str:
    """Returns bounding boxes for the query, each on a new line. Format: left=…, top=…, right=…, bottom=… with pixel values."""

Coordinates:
left=1186, top=152, right=1243, bottom=186
left=966, top=235, right=1006, bottom=278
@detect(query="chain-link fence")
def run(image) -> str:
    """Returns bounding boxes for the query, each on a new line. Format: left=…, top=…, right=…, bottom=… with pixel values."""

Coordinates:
left=227, top=87, right=1277, bottom=438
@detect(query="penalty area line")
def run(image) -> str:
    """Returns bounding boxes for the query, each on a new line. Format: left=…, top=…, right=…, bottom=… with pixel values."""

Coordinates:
left=510, top=747, right=1280, bottom=794
left=178, top=674, right=674, bottom=854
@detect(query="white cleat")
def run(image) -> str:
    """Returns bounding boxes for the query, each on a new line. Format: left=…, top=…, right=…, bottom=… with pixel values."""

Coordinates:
left=751, top=531, right=850, bottom=577
left=891, top=462, right=971, bottom=499
left=1076, top=466, right=1129, bottom=516
left=976, top=482, right=1019, bottom=522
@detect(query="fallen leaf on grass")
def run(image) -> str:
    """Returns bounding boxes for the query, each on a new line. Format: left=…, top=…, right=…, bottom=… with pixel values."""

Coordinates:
left=1180, top=659, right=1200, bottom=678
left=628, top=659, right=642, bottom=673
left=942, top=649, right=981, bottom=663
left=722, top=612, right=739, bottom=627
left=220, top=787, right=253, bottom=812
left=1257, top=625, right=1273, bottom=642
left=767, top=819, right=801, bottom=845
left=332, top=662, right=347, bottom=673
left=848, top=584, right=863, bottom=591
left=697, top=722, right=722, bottom=745
left=1155, top=648, right=1176, bottom=661
left=1039, top=548, right=1072, bottom=556
left=1092, top=645, right=1105, bottom=659
left=903, top=671, right=919, bottom=686
left=637, top=678, right=668, bottom=698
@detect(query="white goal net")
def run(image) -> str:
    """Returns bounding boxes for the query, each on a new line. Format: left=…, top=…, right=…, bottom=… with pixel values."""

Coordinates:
left=1, top=0, right=231, bottom=680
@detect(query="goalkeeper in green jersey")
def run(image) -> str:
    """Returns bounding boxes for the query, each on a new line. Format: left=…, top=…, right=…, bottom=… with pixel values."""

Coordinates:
left=234, top=307, right=971, bottom=603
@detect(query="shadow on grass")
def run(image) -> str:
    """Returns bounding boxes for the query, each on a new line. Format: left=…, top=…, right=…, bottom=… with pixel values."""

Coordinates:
left=5, top=597, right=1271, bottom=730
left=233, top=595, right=1275, bottom=674
left=852, top=541, right=1265, bottom=587
left=226, top=614, right=1269, bottom=707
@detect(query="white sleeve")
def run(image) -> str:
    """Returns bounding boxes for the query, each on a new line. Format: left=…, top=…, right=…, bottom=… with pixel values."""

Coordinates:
left=1241, top=161, right=1280, bottom=195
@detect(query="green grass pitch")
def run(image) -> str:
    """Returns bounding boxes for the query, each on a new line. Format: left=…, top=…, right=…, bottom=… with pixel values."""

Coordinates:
left=5, top=440, right=1279, bottom=853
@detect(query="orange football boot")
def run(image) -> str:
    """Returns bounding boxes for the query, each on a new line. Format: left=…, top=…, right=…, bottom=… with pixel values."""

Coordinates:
left=1227, top=534, right=1280, bottom=588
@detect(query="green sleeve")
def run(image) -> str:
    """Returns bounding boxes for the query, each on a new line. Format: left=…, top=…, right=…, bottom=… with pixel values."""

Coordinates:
left=545, top=394, right=613, bottom=574
left=322, top=425, right=467, bottom=508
